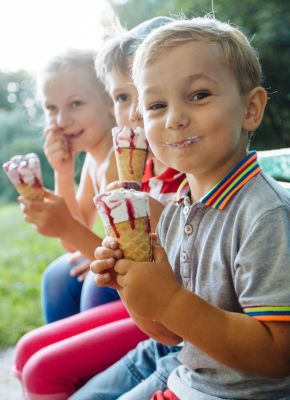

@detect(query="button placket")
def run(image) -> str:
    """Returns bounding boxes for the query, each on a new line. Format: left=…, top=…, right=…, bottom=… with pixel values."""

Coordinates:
left=184, top=224, right=193, bottom=235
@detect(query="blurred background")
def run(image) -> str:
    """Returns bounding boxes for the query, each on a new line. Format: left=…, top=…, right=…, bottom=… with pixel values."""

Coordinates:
left=1, top=0, right=290, bottom=203
left=0, top=0, right=289, bottom=348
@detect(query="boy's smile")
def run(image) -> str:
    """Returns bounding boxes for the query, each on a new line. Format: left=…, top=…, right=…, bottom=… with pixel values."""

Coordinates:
left=139, top=41, right=250, bottom=190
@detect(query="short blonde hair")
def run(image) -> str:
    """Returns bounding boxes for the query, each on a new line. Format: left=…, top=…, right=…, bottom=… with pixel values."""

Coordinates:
left=38, top=48, right=107, bottom=97
left=133, top=17, right=263, bottom=95
left=95, top=34, right=133, bottom=89
left=96, top=16, right=174, bottom=91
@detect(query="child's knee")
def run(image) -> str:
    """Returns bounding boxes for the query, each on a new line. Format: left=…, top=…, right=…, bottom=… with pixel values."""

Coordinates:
left=13, top=329, right=42, bottom=381
left=22, top=347, right=69, bottom=394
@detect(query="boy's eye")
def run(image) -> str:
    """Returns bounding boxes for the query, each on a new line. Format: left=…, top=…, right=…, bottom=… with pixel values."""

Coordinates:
left=190, top=91, right=210, bottom=101
left=116, top=94, right=129, bottom=103
left=148, top=103, right=166, bottom=111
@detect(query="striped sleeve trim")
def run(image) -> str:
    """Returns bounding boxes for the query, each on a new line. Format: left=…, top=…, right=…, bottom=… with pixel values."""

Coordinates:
left=243, top=306, right=290, bottom=321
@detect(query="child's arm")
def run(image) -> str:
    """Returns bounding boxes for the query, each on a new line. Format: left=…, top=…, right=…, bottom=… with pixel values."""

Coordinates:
left=91, top=238, right=182, bottom=345
left=20, top=190, right=102, bottom=260
left=114, top=241, right=290, bottom=379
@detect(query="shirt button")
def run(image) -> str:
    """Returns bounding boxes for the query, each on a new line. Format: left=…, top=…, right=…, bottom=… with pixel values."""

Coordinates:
left=181, top=251, right=188, bottom=262
left=184, top=224, right=193, bottom=235
left=183, top=206, right=189, bottom=215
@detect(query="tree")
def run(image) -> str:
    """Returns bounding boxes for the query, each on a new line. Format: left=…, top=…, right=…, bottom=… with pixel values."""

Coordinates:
left=110, top=0, right=290, bottom=149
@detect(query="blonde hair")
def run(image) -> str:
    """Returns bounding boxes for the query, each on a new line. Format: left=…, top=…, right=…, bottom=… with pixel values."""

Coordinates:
left=38, top=48, right=108, bottom=98
left=133, top=17, right=263, bottom=95
left=96, top=16, right=174, bottom=91
left=95, top=33, right=133, bottom=89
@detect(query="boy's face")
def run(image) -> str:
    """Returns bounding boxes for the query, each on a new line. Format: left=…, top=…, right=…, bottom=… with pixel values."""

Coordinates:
left=107, top=67, right=143, bottom=129
left=138, top=41, right=250, bottom=182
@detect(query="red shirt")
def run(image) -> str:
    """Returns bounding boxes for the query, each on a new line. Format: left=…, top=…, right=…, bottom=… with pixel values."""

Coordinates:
left=141, top=157, right=185, bottom=206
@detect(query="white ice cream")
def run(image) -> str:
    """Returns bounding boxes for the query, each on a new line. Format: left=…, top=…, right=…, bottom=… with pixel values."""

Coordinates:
left=94, top=188, right=150, bottom=227
left=112, top=126, right=148, bottom=150
left=3, top=153, right=42, bottom=186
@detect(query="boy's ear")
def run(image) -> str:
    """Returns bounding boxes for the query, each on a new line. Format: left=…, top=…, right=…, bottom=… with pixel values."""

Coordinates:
left=242, top=87, right=267, bottom=132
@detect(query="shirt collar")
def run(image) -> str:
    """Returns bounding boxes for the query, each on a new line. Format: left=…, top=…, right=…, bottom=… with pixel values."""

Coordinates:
left=176, top=151, right=262, bottom=210
left=142, top=157, right=183, bottom=183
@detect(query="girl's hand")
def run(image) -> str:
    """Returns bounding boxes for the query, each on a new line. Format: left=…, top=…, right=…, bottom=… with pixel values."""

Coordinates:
left=43, top=127, right=74, bottom=176
left=90, top=236, right=123, bottom=290
left=19, top=190, right=74, bottom=238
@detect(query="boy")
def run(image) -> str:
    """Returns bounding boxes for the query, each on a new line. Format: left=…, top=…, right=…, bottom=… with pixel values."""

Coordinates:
left=92, top=17, right=290, bottom=399
left=67, top=17, right=185, bottom=400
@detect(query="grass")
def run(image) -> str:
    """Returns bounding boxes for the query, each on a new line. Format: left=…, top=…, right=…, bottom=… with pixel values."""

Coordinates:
left=0, top=203, right=63, bottom=348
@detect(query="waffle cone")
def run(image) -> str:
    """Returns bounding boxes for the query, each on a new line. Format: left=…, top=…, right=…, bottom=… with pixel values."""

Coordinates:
left=16, top=184, right=44, bottom=201
left=115, top=148, right=147, bottom=183
left=106, top=216, right=151, bottom=262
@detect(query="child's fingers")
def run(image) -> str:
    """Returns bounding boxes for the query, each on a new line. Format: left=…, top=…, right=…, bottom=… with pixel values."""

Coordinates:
left=152, top=241, right=169, bottom=263
left=151, top=232, right=158, bottom=241
left=67, top=251, right=84, bottom=264
left=94, top=245, right=122, bottom=261
left=90, top=258, right=115, bottom=274
left=94, top=272, right=113, bottom=286
left=69, top=262, right=89, bottom=277
left=102, top=236, right=119, bottom=249
left=76, top=270, right=89, bottom=282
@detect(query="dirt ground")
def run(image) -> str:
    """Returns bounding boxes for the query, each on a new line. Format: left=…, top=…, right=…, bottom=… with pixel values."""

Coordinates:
left=0, top=348, right=22, bottom=399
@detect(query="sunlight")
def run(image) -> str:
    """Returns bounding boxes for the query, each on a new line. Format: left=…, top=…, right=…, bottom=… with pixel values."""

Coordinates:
left=0, top=0, right=116, bottom=73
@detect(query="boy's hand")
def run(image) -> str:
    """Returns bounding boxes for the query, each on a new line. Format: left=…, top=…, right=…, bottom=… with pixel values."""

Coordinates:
left=91, top=237, right=123, bottom=290
left=18, top=190, right=73, bottom=237
left=114, top=240, right=182, bottom=321
left=43, top=127, right=74, bottom=176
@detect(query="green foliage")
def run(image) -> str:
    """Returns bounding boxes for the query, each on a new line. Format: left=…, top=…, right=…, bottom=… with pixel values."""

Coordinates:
left=111, top=0, right=290, bottom=150
left=0, top=204, right=63, bottom=348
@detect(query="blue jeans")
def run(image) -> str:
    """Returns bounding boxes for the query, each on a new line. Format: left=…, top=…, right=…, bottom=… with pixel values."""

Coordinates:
left=69, top=339, right=181, bottom=400
left=41, top=253, right=120, bottom=323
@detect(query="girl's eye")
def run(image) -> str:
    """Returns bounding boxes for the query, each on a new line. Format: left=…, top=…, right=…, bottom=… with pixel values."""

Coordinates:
left=71, top=100, right=83, bottom=109
left=148, top=103, right=166, bottom=111
left=46, top=105, right=57, bottom=113
left=191, top=91, right=210, bottom=101
left=116, top=94, right=129, bottom=103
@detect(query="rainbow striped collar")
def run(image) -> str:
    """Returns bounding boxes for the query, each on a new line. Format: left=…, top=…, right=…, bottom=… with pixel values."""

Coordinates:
left=177, top=151, right=262, bottom=210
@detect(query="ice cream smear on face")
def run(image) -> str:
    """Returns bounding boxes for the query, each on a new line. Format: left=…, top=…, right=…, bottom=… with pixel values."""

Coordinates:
left=3, top=153, right=43, bottom=187
left=112, top=127, right=148, bottom=183
left=94, top=189, right=150, bottom=238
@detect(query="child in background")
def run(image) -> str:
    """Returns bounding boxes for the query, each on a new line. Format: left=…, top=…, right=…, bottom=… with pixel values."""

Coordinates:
left=89, top=17, right=290, bottom=399
left=20, top=48, right=121, bottom=323
left=14, top=17, right=184, bottom=400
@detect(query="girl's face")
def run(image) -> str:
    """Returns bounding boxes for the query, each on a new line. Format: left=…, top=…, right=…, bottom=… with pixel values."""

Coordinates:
left=41, top=66, right=114, bottom=154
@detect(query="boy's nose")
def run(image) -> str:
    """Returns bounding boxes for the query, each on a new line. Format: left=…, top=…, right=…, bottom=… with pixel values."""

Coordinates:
left=165, top=107, right=190, bottom=131
left=129, top=102, right=143, bottom=124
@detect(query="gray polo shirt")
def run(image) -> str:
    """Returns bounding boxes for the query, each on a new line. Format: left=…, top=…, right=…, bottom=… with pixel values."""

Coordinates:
left=157, top=153, right=290, bottom=399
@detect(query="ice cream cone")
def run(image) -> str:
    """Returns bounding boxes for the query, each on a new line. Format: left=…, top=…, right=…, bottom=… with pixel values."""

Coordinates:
left=112, top=126, right=148, bottom=187
left=107, top=217, right=151, bottom=262
left=94, top=189, right=152, bottom=262
left=115, top=148, right=147, bottom=183
left=15, top=183, right=44, bottom=201
left=3, top=153, right=44, bottom=201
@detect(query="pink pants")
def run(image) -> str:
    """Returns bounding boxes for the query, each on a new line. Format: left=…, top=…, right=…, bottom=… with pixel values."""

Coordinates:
left=14, top=301, right=147, bottom=400
left=151, top=390, right=180, bottom=400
